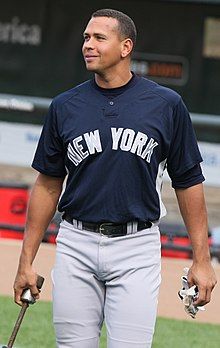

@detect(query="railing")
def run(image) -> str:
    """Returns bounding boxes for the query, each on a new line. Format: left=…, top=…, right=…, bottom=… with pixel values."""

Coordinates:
left=191, top=113, right=220, bottom=127
left=0, top=93, right=51, bottom=112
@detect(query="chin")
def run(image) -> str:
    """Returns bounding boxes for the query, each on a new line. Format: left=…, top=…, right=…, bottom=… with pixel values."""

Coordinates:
left=85, top=62, right=96, bottom=70
left=86, top=66, right=101, bottom=74
left=85, top=61, right=103, bottom=71
left=86, top=67, right=96, bottom=72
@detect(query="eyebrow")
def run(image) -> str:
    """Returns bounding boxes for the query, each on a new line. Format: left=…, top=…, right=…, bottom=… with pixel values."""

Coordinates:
left=83, top=31, right=108, bottom=38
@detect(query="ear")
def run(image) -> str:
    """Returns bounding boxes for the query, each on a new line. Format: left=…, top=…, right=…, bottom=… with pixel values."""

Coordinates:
left=121, top=38, right=133, bottom=58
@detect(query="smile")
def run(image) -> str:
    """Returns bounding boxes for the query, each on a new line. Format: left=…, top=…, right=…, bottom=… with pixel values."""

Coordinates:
left=84, top=56, right=98, bottom=62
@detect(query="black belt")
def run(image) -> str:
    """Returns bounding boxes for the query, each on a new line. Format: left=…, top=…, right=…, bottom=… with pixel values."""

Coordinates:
left=63, top=214, right=152, bottom=237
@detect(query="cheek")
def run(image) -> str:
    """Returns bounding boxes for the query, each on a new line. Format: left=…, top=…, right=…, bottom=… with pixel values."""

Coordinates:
left=107, top=50, right=121, bottom=63
left=101, top=46, right=121, bottom=60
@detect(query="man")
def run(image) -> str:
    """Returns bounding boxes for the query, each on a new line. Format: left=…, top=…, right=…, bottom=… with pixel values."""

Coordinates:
left=14, top=8, right=216, bottom=348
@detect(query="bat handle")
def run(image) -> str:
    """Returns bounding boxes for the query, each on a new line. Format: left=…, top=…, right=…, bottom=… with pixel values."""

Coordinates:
left=7, top=302, right=29, bottom=348
left=36, top=275, right=44, bottom=289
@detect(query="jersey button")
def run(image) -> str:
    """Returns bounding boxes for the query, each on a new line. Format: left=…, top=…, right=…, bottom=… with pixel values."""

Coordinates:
left=109, top=101, right=114, bottom=105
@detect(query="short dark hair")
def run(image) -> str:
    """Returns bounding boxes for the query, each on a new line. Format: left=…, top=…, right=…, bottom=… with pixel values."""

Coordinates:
left=92, top=9, right=137, bottom=48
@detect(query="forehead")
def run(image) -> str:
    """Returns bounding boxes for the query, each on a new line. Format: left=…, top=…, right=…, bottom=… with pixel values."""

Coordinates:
left=84, top=16, right=119, bottom=36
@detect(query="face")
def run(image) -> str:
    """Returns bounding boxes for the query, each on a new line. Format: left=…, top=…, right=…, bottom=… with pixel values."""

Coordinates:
left=82, top=16, right=129, bottom=74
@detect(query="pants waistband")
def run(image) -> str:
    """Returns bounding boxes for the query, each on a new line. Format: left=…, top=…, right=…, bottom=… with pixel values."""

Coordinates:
left=63, top=214, right=152, bottom=238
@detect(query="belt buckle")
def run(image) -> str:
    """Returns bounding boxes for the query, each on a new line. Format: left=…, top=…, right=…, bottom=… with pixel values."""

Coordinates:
left=99, top=223, right=113, bottom=237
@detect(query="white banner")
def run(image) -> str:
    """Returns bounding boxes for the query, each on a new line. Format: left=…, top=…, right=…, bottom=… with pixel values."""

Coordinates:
left=199, top=142, right=220, bottom=187
left=163, top=142, right=220, bottom=187
left=0, top=121, right=41, bottom=166
left=0, top=121, right=220, bottom=187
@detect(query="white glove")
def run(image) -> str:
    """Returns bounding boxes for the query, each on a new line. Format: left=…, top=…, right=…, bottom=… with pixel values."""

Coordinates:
left=178, top=267, right=205, bottom=319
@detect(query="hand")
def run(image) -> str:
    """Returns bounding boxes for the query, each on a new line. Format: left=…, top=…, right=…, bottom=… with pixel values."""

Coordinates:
left=187, top=261, right=217, bottom=306
left=13, top=268, right=40, bottom=306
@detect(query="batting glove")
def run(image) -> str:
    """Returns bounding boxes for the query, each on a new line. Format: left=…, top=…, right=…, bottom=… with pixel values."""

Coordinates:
left=178, top=267, right=205, bottom=319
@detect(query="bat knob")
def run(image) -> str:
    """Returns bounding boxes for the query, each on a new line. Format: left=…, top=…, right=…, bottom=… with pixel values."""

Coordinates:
left=21, top=275, right=45, bottom=304
left=21, top=288, right=36, bottom=304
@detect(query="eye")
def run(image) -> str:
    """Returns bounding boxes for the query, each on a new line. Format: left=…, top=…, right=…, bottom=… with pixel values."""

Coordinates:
left=83, top=35, right=90, bottom=42
left=96, top=35, right=106, bottom=41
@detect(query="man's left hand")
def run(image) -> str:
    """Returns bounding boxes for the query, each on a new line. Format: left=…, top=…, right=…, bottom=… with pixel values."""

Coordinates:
left=187, top=261, right=217, bottom=306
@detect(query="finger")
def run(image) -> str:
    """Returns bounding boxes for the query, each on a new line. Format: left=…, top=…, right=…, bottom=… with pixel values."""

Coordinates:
left=205, top=288, right=212, bottom=304
left=196, top=288, right=212, bottom=306
left=14, top=288, right=23, bottom=306
left=186, top=272, right=194, bottom=288
left=194, top=287, right=207, bottom=306
left=30, top=284, right=40, bottom=299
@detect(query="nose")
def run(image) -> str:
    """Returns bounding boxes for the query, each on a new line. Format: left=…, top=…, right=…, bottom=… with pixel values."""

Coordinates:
left=83, top=37, right=95, bottom=51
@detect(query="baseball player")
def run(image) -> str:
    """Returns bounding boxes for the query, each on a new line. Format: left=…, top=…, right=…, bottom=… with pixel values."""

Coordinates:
left=13, top=8, right=216, bottom=348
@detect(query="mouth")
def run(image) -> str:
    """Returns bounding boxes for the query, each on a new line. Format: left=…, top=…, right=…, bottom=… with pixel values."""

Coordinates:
left=84, top=55, right=98, bottom=62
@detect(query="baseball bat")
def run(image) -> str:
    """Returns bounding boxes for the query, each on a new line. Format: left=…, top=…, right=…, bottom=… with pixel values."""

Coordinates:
left=2, top=275, right=44, bottom=348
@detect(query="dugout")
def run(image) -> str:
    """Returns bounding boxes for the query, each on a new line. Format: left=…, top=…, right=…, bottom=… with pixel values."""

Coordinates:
left=0, top=0, right=220, bottom=140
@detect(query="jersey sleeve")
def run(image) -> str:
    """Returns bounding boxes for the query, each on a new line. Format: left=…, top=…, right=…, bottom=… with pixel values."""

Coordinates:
left=171, top=163, right=205, bottom=189
left=167, top=98, right=204, bottom=187
left=32, top=102, right=67, bottom=177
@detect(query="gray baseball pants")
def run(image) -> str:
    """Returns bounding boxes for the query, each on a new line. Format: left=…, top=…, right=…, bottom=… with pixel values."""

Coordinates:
left=52, top=219, right=161, bottom=348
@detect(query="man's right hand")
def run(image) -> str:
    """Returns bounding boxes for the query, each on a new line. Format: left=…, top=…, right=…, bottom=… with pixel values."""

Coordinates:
left=13, top=268, right=39, bottom=306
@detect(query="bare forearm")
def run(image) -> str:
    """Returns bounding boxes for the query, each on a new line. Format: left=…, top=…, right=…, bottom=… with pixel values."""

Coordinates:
left=19, top=174, right=63, bottom=267
left=175, top=183, right=216, bottom=305
left=175, top=183, right=210, bottom=262
left=14, top=173, right=64, bottom=305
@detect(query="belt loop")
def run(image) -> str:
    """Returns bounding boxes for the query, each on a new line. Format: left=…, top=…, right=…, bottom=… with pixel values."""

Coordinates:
left=132, top=221, right=138, bottom=233
left=77, top=220, right=83, bottom=230
left=72, top=219, right=78, bottom=229
left=126, top=222, right=133, bottom=234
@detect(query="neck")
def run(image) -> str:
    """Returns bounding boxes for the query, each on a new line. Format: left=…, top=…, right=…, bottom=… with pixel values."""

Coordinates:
left=95, top=67, right=132, bottom=89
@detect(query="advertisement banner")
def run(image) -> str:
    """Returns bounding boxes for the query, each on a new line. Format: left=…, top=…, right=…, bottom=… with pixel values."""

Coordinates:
left=0, top=121, right=41, bottom=166
left=199, top=142, right=220, bottom=187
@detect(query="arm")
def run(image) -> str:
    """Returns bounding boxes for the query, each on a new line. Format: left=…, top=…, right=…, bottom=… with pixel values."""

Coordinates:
left=175, top=183, right=217, bottom=306
left=14, top=173, right=64, bottom=305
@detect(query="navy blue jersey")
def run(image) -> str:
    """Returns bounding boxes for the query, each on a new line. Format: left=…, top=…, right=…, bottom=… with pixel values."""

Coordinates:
left=32, top=75, right=204, bottom=223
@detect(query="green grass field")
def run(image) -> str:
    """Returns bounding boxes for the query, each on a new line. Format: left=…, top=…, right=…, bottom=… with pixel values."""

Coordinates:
left=0, top=296, right=219, bottom=347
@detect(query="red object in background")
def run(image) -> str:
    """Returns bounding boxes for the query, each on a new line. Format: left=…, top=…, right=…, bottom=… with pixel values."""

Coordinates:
left=0, top=183, right=29, bottom=239
left=0, top=183, right=29, bottom=225
left=0, top=225, right=24, bottom=240
left=161, top=235, right=191, bottom=259
left=0, top=183, right=59, bottom=242
left=45, top=232, right=57, bottom=244
left=160, top=230, right=212, bottom=259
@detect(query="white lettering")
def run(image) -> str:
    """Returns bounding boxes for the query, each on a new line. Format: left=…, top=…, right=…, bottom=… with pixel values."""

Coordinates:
left=0, top=23, right=10, bottom=42
left=130, top=131, right=148, bottom=156
left=84, top=130, right=102, bottom=154
left=0, top=97, right=34, bottom=111
left=0, top=17, right=42, bottom=46
left=73, top=136, right=89, bottom=160
left=67, top=127, right=158, bottom=167
left=120, top=129, right=135, bottom=151
left=67, top=143, right=82, bottom=166
left=111, top=128, right=123, bottom=150
left=141, top=138, right=158, bottom=162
